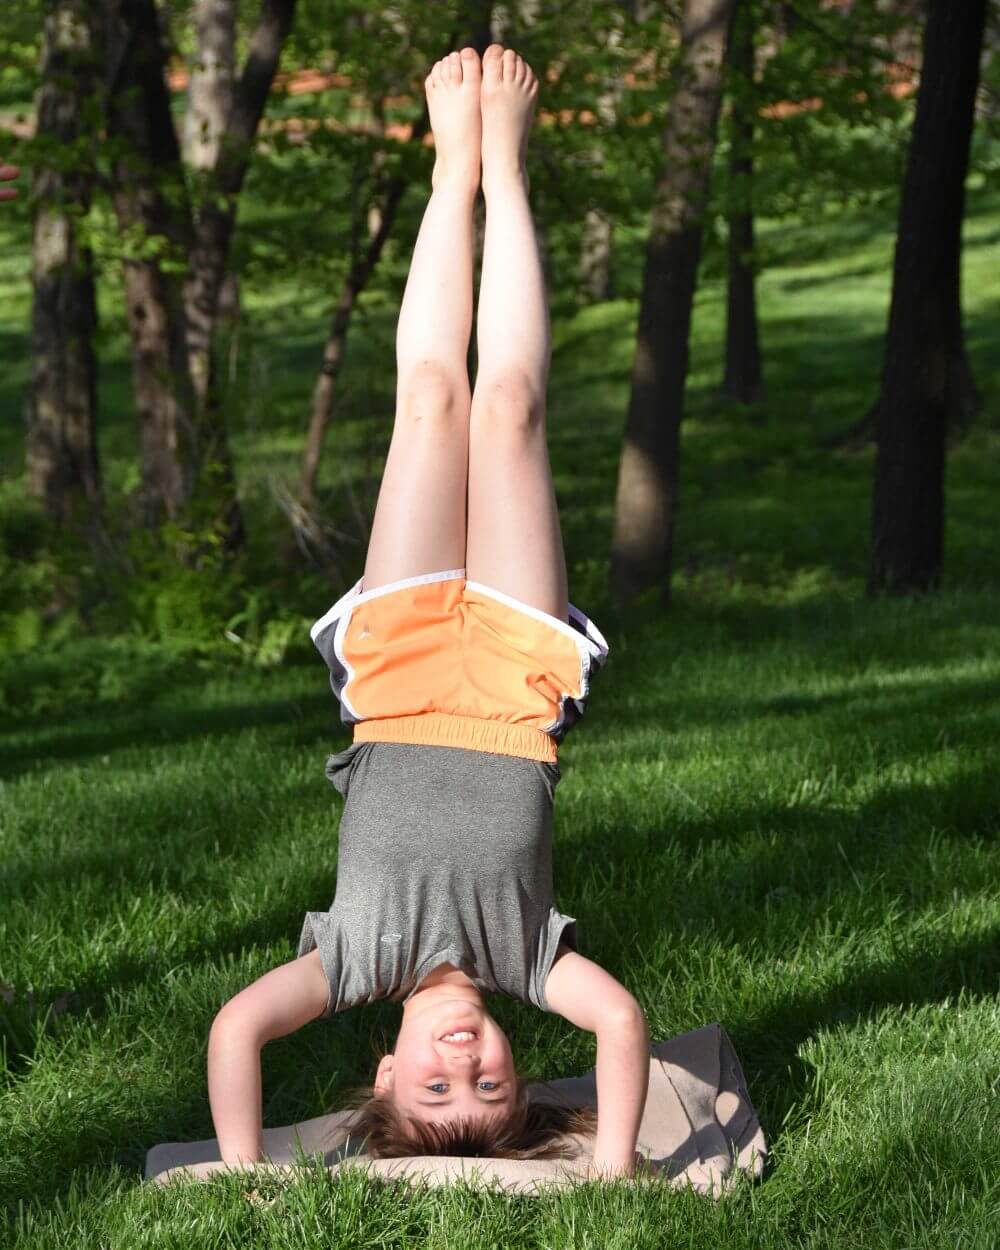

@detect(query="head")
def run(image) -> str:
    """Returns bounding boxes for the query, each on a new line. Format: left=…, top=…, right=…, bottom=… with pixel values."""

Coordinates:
left=371, top=989, right=518, bottom=1128
left=348, top=979, right=595, bottom=1159
left=349, top=1079, right=595, bottom=1161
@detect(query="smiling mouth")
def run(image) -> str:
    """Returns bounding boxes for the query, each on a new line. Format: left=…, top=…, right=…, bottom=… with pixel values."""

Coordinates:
left=439, top=1029, right=479, bottom=1043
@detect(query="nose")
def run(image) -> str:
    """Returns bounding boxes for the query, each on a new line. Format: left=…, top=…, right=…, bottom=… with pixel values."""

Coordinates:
left=445, top=1051, right=480, bottom=1068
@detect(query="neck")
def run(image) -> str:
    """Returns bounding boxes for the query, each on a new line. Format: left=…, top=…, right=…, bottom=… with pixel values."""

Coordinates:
left=403, top=963, right=484, bottom=1017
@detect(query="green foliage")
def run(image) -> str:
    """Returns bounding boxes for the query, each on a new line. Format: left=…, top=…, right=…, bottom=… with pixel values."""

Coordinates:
left=2, top=0, right=998, bottom=650
left=0, top=501, right=317, bottom=717
left=1, top=48, right=1000, bottom=1235
left=0, top=635, right=210, bottom=721
left=704, top=0, right=915, bottom=288
left=0, top=601, right=315, bottom=720
left=0, top=0, right=42, bottom=109
left=224, top=593, right=313, bottom=668
left=0, top=504, right=58, bottom=655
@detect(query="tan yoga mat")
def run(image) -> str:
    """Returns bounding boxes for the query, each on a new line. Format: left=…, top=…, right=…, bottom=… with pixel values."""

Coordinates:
left=146, top=1023, right=766, bottom=1196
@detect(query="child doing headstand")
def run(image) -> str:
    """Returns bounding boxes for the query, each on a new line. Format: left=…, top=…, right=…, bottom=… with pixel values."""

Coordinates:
left=207, top=44, right=649, bottom=1177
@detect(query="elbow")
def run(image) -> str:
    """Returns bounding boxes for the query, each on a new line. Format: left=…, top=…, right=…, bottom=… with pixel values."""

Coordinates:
left=209, top=1000, right=261, bottom=1054
left=209, top=1002, right=239, bottom=1045
left=605, top=995, right=648, bottom=1040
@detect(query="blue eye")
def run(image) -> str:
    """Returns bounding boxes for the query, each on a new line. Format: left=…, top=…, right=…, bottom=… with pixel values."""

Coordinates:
left=478, top=1081, right=498, bottom=1092
left=428, top=1083, right=448, bottom=1094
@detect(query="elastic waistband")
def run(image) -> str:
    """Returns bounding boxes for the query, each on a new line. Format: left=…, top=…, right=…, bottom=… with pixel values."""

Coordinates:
left=353, top=713, right=557, bottom=763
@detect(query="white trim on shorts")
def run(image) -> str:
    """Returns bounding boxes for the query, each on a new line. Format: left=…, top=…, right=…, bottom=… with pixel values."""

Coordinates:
left=312, top=569, right=466, bottom=724
left=464, top=580, right=609, bottom=734
left=464, top=580, right=609, bottom=662
left=309, top=567, right=467, bottom=644
left=310, top=569, right=609, bottom=735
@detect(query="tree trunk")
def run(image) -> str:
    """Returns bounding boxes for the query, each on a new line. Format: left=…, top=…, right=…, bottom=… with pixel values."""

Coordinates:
left=182, top=0, right=241, bottom=548
left=184, top=0, right=240, bottom=339
left=868, top=0, right=986, bottom=595
left=723, top=0, right=763, bottom=404
left=106, top=0, right=197, bottom=527
left=581, top=209, right=614, bottom=303
left=183, top=0, right=236, bottom=170
left=459, top=0, right=494, bottom=50
left=183, top=0, right=296, bottom=403
left=295, top=5, right=489, bottom=543
left=297, top=176, right=410, bottom=513
left=610, top=0, right=736, bottom=604
left=27, top=0, right=102, bottom=535
left=579, top=11, right=625, bottom=303
left=182, top=0, right=296, bottom=548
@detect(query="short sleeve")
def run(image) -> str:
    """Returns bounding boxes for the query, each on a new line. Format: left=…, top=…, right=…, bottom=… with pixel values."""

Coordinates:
left=324, top=742, right=371, bottom=798
left=297, top=911, right=339, bottom=1017
left=531, top=907, right=578, bottom=1013
left=532, top=759, right=562, bottom=801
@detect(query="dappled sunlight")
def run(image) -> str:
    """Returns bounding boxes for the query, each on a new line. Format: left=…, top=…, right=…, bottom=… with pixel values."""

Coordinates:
left=1, top=4, right=999, bottom=1237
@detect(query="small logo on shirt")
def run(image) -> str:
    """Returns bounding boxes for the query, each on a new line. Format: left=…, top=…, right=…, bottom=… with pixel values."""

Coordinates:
left=358, top=622, right=372, bottom=640
left=380, top=933, right=402, bottom=944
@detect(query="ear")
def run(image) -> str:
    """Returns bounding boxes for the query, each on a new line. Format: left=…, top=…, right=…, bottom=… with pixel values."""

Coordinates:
left=373, top=1054, right=394, bottom=1096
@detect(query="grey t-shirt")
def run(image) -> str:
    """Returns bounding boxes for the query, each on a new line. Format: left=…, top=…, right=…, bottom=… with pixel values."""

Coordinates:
left=297, top=741, right=576, bottom=1016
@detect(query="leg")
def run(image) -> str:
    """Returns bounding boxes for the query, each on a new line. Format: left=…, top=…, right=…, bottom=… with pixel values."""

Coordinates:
left=363, top=49, right=482, bottom=592
left=466, top=46, right=568, bottom=621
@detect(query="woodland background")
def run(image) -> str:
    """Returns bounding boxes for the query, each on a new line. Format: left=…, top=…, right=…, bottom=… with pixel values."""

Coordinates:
left=3, top=3, right=1000, bottom=1246
left=2, top=0, right=997, bottom=679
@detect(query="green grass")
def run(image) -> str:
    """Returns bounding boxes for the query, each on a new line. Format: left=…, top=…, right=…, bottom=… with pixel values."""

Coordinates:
left=2, top=179, right=1000, bottom=1246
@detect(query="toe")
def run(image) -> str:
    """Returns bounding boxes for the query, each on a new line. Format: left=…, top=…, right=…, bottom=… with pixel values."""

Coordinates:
left=460, top=46, right=481, bottom=81
left=502, top=48, right=516, bottom=81
left=448, top=51, right=461, bottom=83
left=515, top=55, right=525, bottom=84
left=483, top=43, right=503, bottom=81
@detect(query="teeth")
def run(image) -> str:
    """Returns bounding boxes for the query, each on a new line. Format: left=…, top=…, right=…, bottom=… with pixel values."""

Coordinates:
left=442, top=1031, right=475, bottom=1042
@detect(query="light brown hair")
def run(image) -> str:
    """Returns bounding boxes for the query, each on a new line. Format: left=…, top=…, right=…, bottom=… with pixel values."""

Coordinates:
left=346, top=1081, right=596, bottom=1160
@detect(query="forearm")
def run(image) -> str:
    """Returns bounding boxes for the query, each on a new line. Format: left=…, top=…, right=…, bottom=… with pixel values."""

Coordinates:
left=591, top=1004, right=649, bottom=1176
left=204, top=950, right=330, bottom=1165
left=207, top=1020, right=266, bottom=1165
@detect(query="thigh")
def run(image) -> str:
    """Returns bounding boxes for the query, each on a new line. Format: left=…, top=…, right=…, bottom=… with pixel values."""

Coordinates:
left=465, top=392, right=568, bottom=621
left=362, top=366, right=470, bottom=592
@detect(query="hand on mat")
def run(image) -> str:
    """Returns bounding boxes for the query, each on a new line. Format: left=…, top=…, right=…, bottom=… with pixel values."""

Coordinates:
left=0, top=165, right=19, bottom=201
left=583, top=1150, right=643, bottom=1181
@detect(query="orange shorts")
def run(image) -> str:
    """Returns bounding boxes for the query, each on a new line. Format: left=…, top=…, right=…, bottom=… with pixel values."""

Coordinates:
left=310, top=569, right=608, bottom=763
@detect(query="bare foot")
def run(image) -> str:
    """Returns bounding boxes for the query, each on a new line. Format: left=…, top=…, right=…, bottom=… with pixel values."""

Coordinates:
left=425, top=48, right=482, bottom=192
left=480, top=45, right=538, bottom=195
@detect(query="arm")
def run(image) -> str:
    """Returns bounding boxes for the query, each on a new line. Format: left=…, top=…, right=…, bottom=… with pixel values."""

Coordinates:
left=543, top=948, right=649, bottom=1178
left=207, top=949, right=330, bottom=1166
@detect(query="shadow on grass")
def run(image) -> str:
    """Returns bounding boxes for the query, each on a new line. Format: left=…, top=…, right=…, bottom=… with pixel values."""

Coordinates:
left=4, top=732, right=1000, bottom=1213
left=0, top=691, right=335, bottom=782
left=607, top=669, right=1000, bottom=764
left=7, top=890, right=1000, bottom=1214
left=742, top=924, right=1000, bottom=1147
left=777, top=263, right=885, bottom=294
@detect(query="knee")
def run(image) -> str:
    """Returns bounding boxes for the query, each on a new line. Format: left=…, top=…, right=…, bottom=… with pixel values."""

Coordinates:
left=398, top=361, right=467, bottom=431
left=477, top=372, right=545, bottom=437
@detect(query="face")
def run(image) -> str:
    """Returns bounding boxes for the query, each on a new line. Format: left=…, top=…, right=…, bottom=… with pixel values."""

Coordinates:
left=375, top=992, right=517, bottom=1127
